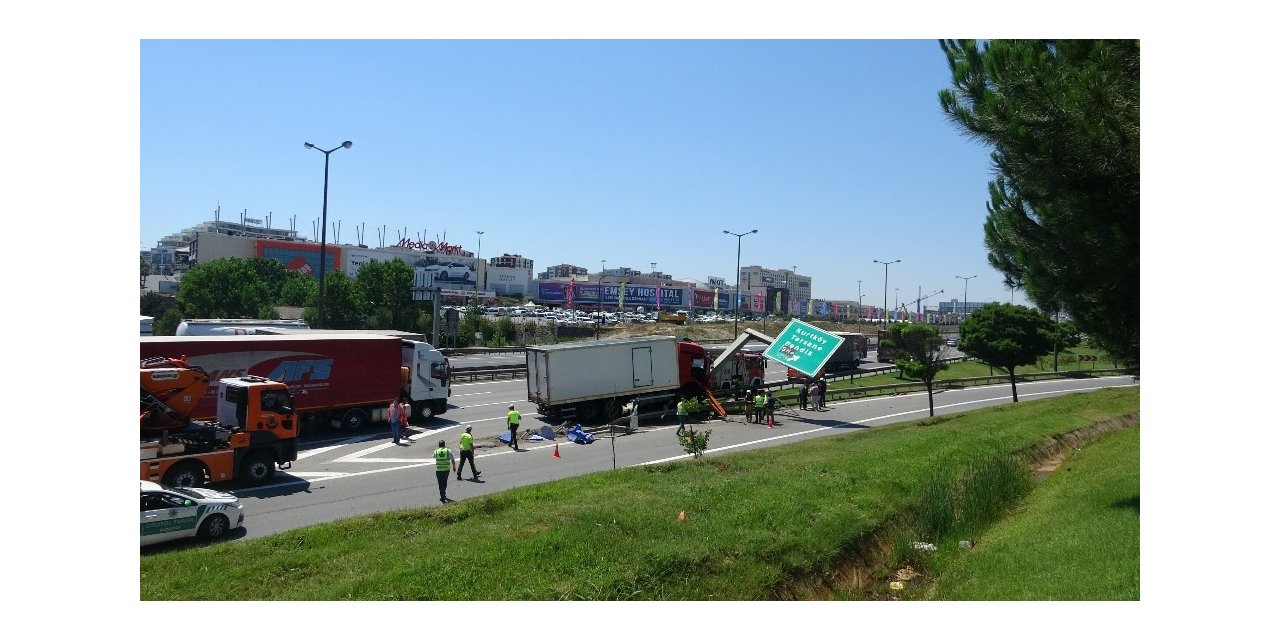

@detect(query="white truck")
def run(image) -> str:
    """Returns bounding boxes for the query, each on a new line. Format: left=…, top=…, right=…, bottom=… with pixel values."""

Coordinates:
left=525, top=336, right=711, bottom=423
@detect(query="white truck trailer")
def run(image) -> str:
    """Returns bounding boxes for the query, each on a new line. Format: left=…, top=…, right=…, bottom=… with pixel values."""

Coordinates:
left=526, top=336, right=709, bottom=423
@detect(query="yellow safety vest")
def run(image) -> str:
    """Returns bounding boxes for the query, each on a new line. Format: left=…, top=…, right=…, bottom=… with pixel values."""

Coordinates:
left=460, top=432, right=474, bottom=451
left=434, top=447, right=451, bottom=471
left=507, top=410, right=521, bottom=426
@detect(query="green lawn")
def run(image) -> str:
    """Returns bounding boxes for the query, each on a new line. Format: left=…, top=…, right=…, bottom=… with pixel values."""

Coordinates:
left=141, top=387, right=1139, bottom=600
left=923, top=425, right=1140, bottom=600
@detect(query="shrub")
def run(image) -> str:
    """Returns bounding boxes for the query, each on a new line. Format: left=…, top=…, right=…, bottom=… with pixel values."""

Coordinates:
left=678, top=428, right=712, bottom=458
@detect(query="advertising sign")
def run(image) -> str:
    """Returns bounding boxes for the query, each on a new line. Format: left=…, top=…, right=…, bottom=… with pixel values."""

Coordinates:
left=762, top=319, right=846, bottom=379
left=536, top=282, right=683, bottom=307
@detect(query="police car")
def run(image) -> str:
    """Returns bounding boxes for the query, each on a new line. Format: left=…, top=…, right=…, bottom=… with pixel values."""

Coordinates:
left=140, top=480, right=244, bottom=546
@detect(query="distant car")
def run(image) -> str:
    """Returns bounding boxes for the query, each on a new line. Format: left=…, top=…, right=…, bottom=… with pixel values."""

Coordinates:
left=140, top=480, right=244, bottom=546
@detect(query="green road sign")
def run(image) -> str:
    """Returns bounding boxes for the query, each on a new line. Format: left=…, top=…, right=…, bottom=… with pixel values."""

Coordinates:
left=762, top=319, right=846, bottom=378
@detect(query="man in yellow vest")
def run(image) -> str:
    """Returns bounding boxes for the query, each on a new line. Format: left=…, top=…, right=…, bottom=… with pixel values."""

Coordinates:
left=457, top=426, right=480, bottom=480
left=506, top=405, right=521, bottom=450
left=433, top=439, right=457, bottom=503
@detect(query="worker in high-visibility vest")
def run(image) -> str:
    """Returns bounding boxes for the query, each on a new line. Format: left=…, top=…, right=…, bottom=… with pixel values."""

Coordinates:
left=753, top=392, right=766, bottom=424
left=506, top=405, right=521, bottom=450
left=433, top=439, right=456, bottom=503
left=457, top=426, right=480, bottom=481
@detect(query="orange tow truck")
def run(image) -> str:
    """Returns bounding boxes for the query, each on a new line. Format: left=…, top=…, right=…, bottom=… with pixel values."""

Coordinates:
left=141, top=356, right=298, bottom=487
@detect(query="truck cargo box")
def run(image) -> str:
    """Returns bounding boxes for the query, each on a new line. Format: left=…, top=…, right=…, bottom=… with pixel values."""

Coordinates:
left=527, top=336, right=681, bottom=408
left=141, top=334, right=403, bottom=420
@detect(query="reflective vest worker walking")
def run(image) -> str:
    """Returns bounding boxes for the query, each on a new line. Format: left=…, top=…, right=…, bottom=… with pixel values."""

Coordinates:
left=506, top=405, right=521, bottom=450
left=433, top=440, right=456, bottom=503
left=457, top=426, right=480, bottom=480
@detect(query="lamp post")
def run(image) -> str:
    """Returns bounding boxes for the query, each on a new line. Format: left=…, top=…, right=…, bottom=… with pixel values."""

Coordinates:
left=873, top=259, right=900, bottom=330
left=955, top=274, right=977, bottom=322
left=724, top=229, right=758, bottom=336
left=303, top=140, right=352, bottom=329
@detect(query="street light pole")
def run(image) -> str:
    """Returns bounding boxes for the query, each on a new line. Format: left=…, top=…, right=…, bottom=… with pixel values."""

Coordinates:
left=724, top=229, right=758, bottom=336
left=955, top=274, right=977, bottom=322
left=873, top=259, right=900, bottom=330
left=303, top=140, right=352, bottom=329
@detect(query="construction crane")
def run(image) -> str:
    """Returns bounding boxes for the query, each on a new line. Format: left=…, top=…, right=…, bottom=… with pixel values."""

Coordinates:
left=899, top=289, right=944, bottom=320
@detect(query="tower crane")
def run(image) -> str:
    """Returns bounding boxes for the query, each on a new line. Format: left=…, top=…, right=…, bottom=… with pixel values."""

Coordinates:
left=898, top=289, right=944, bottom=320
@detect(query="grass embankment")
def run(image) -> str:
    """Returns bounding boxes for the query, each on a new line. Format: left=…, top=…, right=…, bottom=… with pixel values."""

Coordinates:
left=140, top=387, right=1139, bottom=600
left=920, top=425, right=1141, bottom=600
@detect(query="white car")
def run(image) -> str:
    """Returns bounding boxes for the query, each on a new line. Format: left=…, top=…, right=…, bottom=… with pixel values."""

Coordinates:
left=421, top=262, right=474, bottom=282
left=140, top=480, right=244, bottom=546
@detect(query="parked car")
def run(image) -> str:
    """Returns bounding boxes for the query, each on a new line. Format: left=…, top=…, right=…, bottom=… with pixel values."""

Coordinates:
left=945, top=338, right=957, bottom=347
left=140, top=480, right=244, bottom=546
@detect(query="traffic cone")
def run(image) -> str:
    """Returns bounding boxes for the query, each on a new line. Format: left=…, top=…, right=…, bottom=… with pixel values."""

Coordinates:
left=552, top=443, right=561, bottom=459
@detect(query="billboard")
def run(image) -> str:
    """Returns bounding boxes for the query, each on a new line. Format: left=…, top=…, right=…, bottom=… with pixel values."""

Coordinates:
left=536, top=282, right=687, bottom=307
left=255, top=239, right=341, bottom=278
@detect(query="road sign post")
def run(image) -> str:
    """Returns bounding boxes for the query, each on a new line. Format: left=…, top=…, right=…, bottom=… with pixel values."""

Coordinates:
left=762, top=319, right=846, bottom=379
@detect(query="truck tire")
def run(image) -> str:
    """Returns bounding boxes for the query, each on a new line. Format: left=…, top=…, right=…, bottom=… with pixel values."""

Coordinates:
left=239, top=452, right=276, bottom=485
left=412, top=400, right=434, bottom=422
left=162, top=461, right=206, bottom=488
left=197, top=513, right=231, bottom=541
left=432, top=399, right=448, bottom=416
left=337, top=408, right=367, bottom=431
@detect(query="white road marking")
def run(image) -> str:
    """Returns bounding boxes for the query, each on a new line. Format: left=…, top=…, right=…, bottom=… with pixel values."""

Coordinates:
left=637, top=380, right=1136, bottom=466
left=252, top=379, right=1135, bottom=490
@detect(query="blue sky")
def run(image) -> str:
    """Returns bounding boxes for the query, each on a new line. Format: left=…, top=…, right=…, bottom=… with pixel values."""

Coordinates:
left=142, top=39, right=1013, bottom=307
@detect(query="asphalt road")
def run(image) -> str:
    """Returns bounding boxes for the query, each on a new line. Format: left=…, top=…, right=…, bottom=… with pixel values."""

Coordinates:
left=220, top=370, right=1136, bottom=542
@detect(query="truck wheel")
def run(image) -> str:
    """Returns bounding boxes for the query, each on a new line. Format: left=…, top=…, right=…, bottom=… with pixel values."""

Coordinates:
left=162, top=461, right=205, bottom=488
left=197, top=514, right=231, bottom=541
left=338, top=408, right=367, bottom=431
left=413, top=401, right=434, bottom=422
left=239, top=452, right=276, bottom=485
left=432, top=399, right=448, bottom=416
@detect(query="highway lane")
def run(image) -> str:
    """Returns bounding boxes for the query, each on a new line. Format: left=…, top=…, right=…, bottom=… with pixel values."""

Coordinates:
left=229, top=373, right=1137, bottom=541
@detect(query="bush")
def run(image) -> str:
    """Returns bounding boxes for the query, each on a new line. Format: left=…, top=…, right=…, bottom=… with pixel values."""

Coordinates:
left=677, top=428, right=712, bottom=458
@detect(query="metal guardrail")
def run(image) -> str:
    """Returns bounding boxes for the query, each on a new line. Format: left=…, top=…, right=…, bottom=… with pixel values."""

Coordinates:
left=441, top=347, right=527, bottom=356
left=715, top=368, right=1130, bottom=415
left=450, top=364, right=526, bottom=382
